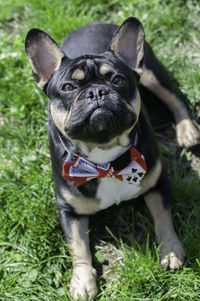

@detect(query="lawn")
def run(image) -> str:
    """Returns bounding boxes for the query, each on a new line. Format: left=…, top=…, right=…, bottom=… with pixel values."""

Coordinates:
left=0, top=0, right=200, bottom=300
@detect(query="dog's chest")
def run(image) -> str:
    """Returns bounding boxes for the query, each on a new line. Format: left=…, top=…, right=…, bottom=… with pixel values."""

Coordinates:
left=88, top=145, right=144, bottom=210
left=97, top=177, right=142, bottom=210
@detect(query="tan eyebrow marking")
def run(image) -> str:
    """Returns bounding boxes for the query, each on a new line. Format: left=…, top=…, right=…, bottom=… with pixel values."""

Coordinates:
left=71, top=68, right=85, bottom=80
left=99, top=63, right=111, bottom=75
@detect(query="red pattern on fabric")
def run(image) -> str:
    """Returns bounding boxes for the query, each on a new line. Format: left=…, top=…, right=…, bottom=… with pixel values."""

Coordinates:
left=62, top=146, right=147, bottom=185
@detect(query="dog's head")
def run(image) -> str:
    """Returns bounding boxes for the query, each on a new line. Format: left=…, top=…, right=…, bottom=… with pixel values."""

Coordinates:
left=25, top=17, right=144, bottom=146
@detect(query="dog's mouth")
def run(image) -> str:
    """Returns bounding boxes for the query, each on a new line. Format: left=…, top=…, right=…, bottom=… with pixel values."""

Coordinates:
left=65, top=104, right=136, bottom=143
left=89, top=108, right=115, bottom=133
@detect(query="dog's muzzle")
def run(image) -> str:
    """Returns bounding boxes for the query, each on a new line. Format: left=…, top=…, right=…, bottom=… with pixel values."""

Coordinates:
left=65, top=85, right=137, bottom=143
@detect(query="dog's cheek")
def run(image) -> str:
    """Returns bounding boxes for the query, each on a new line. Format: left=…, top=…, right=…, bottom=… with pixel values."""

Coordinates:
left=50, top=101, right=70, bottom=137
left=129, top=89, right=141, bottom=121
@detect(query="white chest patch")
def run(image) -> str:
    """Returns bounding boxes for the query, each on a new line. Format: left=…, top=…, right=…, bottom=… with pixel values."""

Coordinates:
left=97, top=176, right=142, bottom=210
left=88, top=145, right=130, bottom=163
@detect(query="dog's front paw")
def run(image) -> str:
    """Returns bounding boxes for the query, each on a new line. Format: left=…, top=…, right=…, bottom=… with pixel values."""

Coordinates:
left=70, top=265, right=97, bottom=301
left=160, top=237, right=186, bottom=270
left=176, top=119, right=200, bottom=148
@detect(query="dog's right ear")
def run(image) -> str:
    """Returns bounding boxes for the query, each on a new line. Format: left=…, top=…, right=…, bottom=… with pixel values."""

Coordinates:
left=25, top=29, right=65, bottom=89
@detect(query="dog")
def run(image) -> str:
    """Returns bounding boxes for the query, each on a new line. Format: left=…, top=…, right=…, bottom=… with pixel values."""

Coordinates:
left=25, top=17, right=199, bottom=300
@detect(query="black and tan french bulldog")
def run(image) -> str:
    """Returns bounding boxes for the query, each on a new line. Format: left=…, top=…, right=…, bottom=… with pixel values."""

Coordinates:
left=25, top=17, right=199, bottom=300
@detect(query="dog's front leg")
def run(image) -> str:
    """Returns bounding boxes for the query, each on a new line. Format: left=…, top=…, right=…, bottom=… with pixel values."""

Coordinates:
left=144, top=190, right=186, bottom=269
left=59, top=206, right=97, bottom=301
left=140, top=51, right=200, bottom=148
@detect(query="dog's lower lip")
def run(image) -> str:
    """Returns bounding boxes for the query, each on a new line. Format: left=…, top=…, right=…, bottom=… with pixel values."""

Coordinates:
left=89, top=108, right=115, bottom=132
left=90, top=107, right=112, bottom=117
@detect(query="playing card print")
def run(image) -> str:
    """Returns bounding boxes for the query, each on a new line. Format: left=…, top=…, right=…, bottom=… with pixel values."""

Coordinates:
left=63, top=145, right=147, bottom=186
left=123, top=160, right=146, bottom=184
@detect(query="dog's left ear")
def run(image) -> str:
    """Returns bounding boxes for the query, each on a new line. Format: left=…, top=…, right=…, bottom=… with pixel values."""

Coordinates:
left=25, top=29, right=65, bottom=89
left=110, top=17, right=145, bottom=73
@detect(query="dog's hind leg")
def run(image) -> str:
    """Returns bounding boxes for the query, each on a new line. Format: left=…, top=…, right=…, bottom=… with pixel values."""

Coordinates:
left=140, top=42, right=199, bottom=148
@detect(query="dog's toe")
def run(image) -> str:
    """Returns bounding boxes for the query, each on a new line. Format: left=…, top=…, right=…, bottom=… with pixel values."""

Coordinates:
left=161, top=251, right=185, bottom=269
left=160, top=237, right=186, bottom=270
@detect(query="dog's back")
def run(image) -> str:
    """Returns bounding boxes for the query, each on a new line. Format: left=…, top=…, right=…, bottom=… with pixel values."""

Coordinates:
left=61, top=22, right=117, bottom=58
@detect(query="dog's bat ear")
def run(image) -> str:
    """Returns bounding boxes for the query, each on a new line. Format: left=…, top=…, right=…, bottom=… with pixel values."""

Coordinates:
left=25, top=29, right=65, bottom=89
left=110, top=17, right=145, bottom=74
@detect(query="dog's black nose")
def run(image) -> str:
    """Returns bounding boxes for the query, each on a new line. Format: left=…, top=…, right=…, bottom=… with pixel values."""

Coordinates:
left=85, top=87, right=109, bottom=101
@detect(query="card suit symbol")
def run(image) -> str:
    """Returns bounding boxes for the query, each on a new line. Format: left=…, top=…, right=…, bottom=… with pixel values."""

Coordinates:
left=132, top=168, right=137, bottom=173
left=127, top=176, right=132, bottom=182
left=138, top=172, right=144, bottom=177
left=133, top=177, right=138, bottom=182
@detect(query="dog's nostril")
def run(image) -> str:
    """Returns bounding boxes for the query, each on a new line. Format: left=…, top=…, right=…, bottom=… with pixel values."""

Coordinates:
left=99, top=88, right=109, bottom=97
left=87, top=90, right=94, bottom=99
left=99, top=90, right=103, bottom=97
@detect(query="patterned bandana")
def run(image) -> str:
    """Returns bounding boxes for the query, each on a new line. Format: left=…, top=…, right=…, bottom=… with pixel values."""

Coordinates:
left=62, top=137, right=147, bottom=185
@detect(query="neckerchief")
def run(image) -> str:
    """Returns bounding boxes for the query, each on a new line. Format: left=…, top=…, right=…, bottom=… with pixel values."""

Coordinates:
left=60, top=134, right=147, bottom=186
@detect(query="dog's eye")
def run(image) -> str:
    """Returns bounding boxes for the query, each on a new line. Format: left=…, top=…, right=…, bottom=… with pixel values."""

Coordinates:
left=112, top=76, right=125, bottom=85
left=61, top=83, right=76, bottom=92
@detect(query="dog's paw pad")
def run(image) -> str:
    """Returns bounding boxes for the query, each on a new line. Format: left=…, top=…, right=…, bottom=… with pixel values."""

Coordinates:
left=70, top=266, right=97, bottom=301
left=176, top=119, right=200, bottom=148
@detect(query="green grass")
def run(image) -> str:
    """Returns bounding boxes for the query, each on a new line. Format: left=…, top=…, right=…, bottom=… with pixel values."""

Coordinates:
left=0, top=0, right=200, bottom=300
